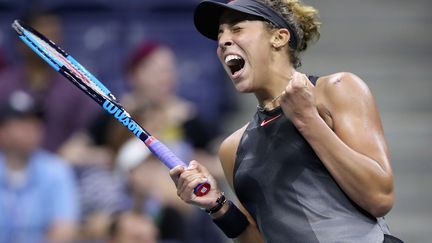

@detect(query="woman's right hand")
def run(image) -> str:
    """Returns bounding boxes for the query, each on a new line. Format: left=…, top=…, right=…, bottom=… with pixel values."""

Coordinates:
left=169, top=160, right=222, bottom=210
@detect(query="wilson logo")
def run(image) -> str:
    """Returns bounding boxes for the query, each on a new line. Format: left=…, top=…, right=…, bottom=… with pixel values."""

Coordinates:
left=103, top=100, right=142, bottom=137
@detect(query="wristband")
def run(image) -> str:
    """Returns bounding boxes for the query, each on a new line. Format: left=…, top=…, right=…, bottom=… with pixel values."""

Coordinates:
left=212, top=200, right=250, bottom=238
left=205, top=192, right=226, bottom=215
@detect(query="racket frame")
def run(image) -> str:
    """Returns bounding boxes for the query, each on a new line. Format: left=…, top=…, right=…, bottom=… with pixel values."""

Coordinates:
left=11, top=20, right=210, bottom=196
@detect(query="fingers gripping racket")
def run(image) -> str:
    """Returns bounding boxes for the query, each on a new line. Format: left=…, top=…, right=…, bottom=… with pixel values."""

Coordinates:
left=12, top=20, right=210, bottom=196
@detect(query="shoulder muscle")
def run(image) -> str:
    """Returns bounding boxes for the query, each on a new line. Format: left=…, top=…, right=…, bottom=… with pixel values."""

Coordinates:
left=319, top=72, right=390, bottom=167
left=319, top=72, right=373, bottom=112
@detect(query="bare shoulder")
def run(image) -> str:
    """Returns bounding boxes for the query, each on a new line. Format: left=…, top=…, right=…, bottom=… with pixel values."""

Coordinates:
left=314, top=72, right=374, bottom=110
left=315, top=72, right=372, bottom=97
left=218, top=124, right=249, bottom=187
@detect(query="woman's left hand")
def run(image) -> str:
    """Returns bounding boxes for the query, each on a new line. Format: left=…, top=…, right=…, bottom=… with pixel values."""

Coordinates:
left=279, top=72, right=319, bottom=128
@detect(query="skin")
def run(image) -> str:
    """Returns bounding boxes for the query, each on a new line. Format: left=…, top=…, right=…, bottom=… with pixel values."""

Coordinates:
left=0, top=117, right=78, bottom=242
left=170, top=10, right=394, bottom=242
left=0, top=117, right=43, bottom=162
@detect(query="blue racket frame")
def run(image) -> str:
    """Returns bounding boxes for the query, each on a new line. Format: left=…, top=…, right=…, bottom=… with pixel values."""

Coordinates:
left=11, top=20, right=210, bottom=196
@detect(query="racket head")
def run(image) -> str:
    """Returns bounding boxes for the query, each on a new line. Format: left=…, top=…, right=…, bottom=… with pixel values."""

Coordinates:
left=12, top=20, right=114, bottom=102
left=11, top=19, right=211, bottom=197
left=11, top=19, right=150, bottom=140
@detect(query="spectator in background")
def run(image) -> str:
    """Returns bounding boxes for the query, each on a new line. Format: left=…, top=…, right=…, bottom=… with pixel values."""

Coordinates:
left=60, top=40, right=226, bottom=243
left=116, top=140, right=187, bottom=242
left=60, top=118, right=125, bottom=241
left=59, top=42, right=196, bottom=241
left=116, top=140, right=226, bottom=243
left=115, top=41, right=226, bottom=243
left=122, top=41, right=221, bottom=155
left=0, top=11, right=100, bottom=152
left=107, top=211, right=158, bottom=243
left=0, top=91, right=79, bottom=243
left=121, top=41, right=226, bottom=190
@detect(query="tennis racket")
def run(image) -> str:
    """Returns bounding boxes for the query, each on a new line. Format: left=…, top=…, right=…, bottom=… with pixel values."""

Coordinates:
left=11, top=19, right=210, bottom=196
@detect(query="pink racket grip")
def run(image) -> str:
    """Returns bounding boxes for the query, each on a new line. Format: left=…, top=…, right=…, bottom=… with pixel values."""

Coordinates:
left=145, top=136, right=211, bottom=196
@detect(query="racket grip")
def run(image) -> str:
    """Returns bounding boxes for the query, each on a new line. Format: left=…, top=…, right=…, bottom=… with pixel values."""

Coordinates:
left=145, top=137, right=211, bottom=196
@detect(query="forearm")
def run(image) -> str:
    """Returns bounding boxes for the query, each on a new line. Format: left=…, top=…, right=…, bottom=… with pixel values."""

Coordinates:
left=212, top=202, right=264, bottom=243
left=170, top=159, right=263, bottom=240
left=296, top=115, right=393, bottom=216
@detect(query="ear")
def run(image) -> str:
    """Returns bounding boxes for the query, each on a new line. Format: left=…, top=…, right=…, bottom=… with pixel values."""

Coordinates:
left=271, top=28, right=290, bottom=49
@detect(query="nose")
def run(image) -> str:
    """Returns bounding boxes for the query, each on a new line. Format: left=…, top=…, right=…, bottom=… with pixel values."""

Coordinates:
left=218, top=33, right=233, bottom=51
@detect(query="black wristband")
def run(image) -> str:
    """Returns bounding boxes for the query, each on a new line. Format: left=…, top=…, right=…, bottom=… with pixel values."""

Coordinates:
left=212, top=201, right=250, bottom=238
left=205, top=193, right=226, bottom=215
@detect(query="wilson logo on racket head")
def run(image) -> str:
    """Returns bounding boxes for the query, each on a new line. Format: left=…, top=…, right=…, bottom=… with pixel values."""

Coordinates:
left=103, top=100, right=142, bottom=137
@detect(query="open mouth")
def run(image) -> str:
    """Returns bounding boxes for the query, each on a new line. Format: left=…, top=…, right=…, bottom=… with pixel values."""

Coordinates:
left=225, top=54, right=245, bottom=76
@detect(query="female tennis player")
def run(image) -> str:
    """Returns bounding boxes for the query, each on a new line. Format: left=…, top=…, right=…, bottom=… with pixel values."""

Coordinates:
left=170, top=0, right=403, bottom=242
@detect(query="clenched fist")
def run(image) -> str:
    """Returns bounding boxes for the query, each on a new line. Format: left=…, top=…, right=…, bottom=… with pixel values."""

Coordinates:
left=169, top=160, right=222, bottom=209
left=280, top=72, right=320, bottom=128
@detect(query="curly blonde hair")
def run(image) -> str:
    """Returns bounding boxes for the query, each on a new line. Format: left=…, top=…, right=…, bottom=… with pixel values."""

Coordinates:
left=263, top=0, right=321, bottom=68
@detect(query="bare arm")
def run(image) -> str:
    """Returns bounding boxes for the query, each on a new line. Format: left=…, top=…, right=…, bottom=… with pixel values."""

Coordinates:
left=280, top=72, right=394, bottom=217
left=169, top=125, right=264, bottom=243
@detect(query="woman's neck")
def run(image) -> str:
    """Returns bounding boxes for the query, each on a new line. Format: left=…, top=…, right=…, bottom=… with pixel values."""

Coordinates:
left=256, top=67, right=296, bottom=111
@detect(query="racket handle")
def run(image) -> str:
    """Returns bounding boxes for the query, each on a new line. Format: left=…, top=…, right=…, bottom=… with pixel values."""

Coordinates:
left=145, top=137, right=211, bottom=196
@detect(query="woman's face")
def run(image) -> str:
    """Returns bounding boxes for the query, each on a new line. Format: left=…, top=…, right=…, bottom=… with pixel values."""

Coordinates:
left=217, top=11, right=274, bottom=93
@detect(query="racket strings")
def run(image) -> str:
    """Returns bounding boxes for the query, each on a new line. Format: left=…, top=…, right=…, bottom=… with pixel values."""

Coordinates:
left=25, top=30, right=110, bottom=99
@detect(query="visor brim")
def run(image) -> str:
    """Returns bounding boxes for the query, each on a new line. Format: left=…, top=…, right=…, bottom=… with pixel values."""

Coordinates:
left=194, top=0, right=263, bottom=40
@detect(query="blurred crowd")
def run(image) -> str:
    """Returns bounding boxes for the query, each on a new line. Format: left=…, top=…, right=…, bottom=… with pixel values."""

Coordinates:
left=0, top=11, right=235, bottom=243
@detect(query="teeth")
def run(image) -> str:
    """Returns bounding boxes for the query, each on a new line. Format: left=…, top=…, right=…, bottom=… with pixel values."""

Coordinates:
left=225, top=54, right=242, bottom=64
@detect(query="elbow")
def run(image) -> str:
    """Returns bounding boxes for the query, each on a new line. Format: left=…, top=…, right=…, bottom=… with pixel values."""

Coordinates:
left=366, top=171, right=395, bottom=217
left=367, top=192, right=395, bottom=218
